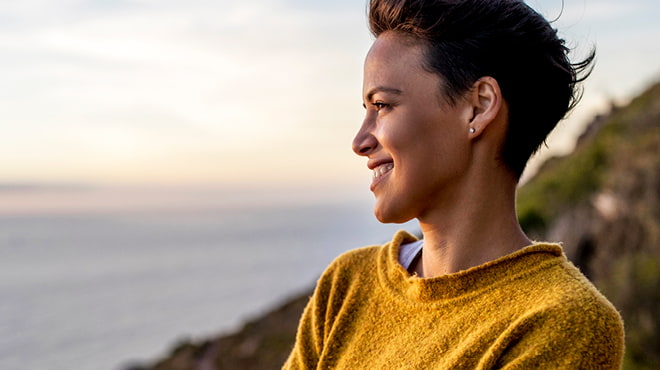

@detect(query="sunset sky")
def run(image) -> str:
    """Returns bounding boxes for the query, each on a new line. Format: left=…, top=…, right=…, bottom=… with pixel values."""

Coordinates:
left=2, top=0, right=659, bottom=188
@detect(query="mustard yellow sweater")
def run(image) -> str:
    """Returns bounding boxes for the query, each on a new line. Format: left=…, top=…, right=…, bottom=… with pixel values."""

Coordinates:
left=284, top=230, right=624, bottom=369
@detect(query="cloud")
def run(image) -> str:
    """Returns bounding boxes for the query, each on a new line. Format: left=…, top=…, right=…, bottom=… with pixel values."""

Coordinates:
left=0, top=0, right=372, bottom=184
left=4, top=0, right=656, bottom=185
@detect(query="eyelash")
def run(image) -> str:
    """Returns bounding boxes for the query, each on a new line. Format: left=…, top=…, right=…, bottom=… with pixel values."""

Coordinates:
left=362, top=100, right=391, bottom=113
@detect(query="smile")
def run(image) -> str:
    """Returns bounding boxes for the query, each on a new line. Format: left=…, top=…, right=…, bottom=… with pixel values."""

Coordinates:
left=373, top=163, right=394, bottom=179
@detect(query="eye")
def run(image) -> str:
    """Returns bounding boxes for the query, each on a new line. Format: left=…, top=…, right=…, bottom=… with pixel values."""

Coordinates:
left=372, top=102, right=389, bottom=111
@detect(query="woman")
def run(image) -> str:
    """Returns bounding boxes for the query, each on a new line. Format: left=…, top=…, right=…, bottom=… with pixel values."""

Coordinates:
left=284, top=0, right=624, bottom=368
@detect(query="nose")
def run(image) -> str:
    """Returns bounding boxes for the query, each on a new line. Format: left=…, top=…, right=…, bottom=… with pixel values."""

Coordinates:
left=352, top=116, right=378, bottom=156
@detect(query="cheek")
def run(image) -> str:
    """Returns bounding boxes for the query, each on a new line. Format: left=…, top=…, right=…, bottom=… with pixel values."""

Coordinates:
left=410, top=128, right=469, bottom=180
left=376, top=117, right=420, bottom=152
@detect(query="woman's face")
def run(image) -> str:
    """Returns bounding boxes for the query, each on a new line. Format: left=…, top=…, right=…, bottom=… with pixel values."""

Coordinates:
left=353, top=32, right=473, bottom=223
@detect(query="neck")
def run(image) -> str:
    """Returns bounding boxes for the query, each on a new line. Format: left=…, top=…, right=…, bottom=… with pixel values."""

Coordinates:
left=413, top=164, right=531, bottom=277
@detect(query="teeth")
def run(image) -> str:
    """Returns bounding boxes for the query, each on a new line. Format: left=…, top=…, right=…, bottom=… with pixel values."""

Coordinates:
left=373, top=163, right=393, bottom=179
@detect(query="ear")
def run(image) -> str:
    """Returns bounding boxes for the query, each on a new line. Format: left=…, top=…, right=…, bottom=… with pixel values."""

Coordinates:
left=465, top=76, right=503, bottom=137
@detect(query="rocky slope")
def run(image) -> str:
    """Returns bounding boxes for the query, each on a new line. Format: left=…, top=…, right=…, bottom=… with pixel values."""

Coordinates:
left=139, top=81, right=660, bottom=370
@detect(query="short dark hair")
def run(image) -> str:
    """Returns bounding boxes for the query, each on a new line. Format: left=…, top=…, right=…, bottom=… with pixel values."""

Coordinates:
left=368, top=0, right=595, bottom=177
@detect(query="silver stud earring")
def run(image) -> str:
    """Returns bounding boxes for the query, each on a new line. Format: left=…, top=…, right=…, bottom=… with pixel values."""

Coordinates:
left=469, top=127, right=476, bottom=133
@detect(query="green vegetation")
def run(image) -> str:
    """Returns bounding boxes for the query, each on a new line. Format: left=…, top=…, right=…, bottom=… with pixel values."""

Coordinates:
left=517, top=109, right=633, bottom=233
left=517, top=139, right=609, bottom=231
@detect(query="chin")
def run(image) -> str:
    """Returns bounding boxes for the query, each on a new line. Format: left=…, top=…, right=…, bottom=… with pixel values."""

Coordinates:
left=373, top=202, right=414, bottom=224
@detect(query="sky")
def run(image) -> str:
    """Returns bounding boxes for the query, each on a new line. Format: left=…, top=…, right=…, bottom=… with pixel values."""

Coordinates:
left=1, top=0, right=659, bottom=188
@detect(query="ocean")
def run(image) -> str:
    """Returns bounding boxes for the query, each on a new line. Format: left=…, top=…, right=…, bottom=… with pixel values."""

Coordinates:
left=0, top=186, right=417, bottom=369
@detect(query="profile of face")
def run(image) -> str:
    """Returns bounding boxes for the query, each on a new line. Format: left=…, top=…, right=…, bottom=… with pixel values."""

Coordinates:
left=353, top=32, right=475, bottom=224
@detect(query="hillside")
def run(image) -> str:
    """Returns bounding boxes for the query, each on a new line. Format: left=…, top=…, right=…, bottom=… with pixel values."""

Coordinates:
left=516, top=81, right=660, bottom=369
left=137, top=81, right=660, bottom=370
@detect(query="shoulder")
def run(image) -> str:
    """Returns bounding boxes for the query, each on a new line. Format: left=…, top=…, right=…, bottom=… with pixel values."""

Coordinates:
left=497, top=255, right=624, bottom=367
left=316, top=244, right=382, bottom=288
left=511, top=250, right=622, bottom=327
left=312, top=230, right=416, bottom=302
left=545, top=259, right=624, bottom=337
left=539, top=256, right=620, bottom=317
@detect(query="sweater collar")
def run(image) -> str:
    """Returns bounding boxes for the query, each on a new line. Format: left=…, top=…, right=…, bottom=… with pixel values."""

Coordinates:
left=379, top=230, right=565, bottom=302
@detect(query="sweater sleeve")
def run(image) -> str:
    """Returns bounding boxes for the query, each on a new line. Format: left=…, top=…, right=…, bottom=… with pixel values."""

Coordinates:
left=282, top=256, right=341, bottom=369
left=492, top=294, right=625, bottom=369
left=282, top=292, right=322, bottom=369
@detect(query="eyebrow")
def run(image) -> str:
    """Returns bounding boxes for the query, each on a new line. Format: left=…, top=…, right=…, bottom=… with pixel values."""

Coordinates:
left=365, top=86, right=403, bottom=102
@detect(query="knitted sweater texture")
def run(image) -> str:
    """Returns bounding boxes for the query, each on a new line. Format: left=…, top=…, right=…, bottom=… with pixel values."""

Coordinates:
left=284, top=230, right=624, bottom=369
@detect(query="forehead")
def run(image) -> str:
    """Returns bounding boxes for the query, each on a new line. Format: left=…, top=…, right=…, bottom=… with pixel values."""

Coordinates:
left=365, top=32, right=427, bottom=74
left=363, top=32, right=444, bottom=99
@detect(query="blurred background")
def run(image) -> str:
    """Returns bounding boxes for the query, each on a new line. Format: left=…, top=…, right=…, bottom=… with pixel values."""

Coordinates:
left=0, top=0, right=658, bottom=369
